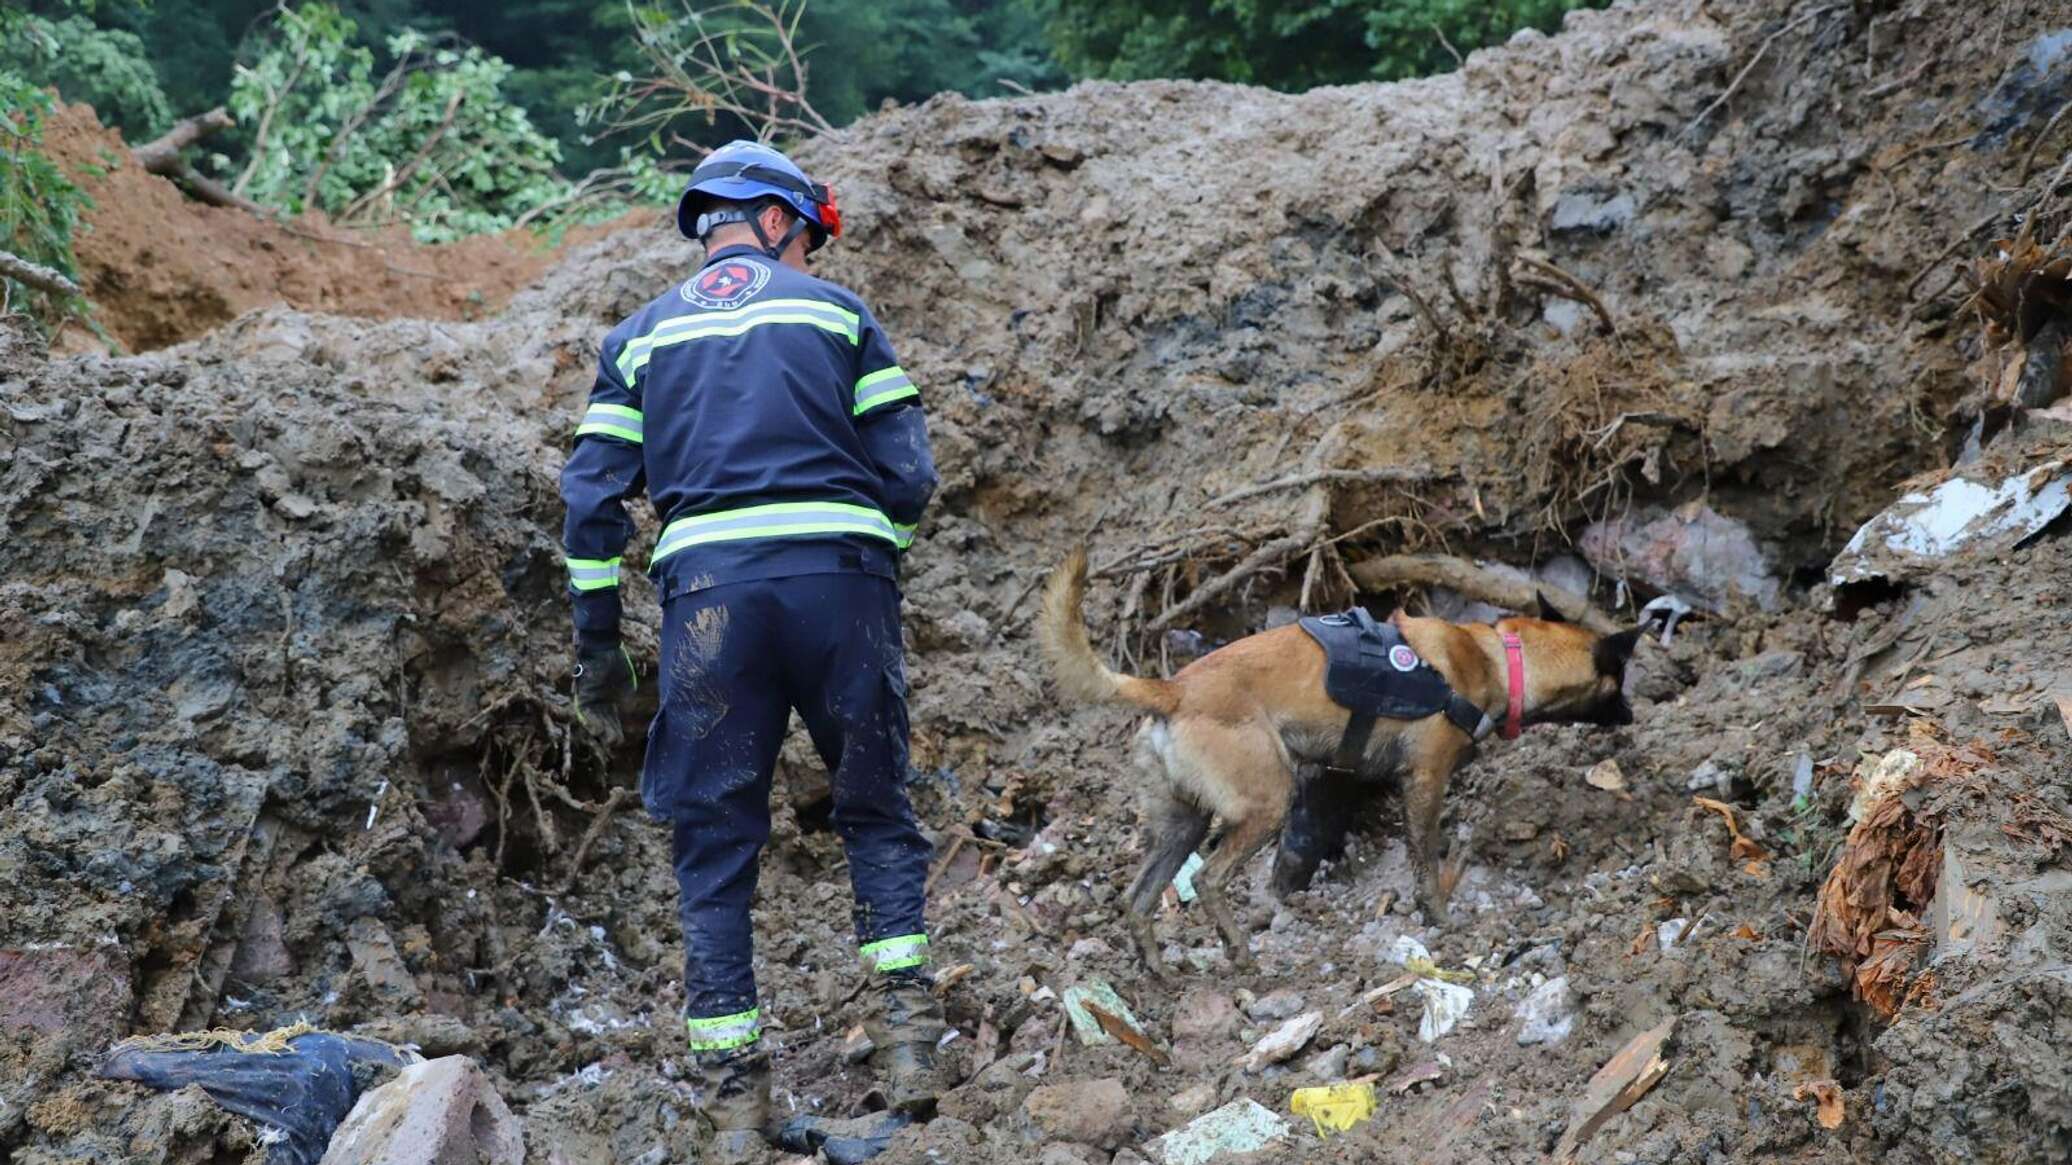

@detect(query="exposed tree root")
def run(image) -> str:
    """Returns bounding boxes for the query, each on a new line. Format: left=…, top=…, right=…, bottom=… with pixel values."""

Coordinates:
left=1345, top=552, right=1616, bottom=631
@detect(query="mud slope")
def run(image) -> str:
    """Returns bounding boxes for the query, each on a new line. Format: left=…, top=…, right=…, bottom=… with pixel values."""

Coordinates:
left=4, top=0, right=2071, bottom=1162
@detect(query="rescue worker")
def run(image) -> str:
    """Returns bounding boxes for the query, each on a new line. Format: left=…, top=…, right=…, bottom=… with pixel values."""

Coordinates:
left=558, top=140, right=944, bottom=1158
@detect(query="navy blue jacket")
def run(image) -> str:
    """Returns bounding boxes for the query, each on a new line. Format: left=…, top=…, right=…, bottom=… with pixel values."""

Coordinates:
left=560, top=244, right=938, bottom=645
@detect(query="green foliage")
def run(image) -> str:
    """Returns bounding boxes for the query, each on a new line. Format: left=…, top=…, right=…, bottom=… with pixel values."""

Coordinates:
left=228, top=3, right=572, bottom=241
left=0, top=8, right=173, bottom=137
left=0, top=71, right=95, bottom=326
left=1039, top=0, right=1605, bottom=89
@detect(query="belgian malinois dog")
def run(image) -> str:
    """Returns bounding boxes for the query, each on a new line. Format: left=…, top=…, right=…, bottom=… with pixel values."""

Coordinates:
left=1039, top=547, right=1642, bottom=975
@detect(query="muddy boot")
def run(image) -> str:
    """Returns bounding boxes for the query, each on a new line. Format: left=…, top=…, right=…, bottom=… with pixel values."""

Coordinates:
left=690, top=1045, right=772, bottom=1162
left=863, top=970, right=947, bottom=1116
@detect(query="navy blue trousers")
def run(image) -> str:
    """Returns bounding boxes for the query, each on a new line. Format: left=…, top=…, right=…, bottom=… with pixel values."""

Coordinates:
left=644, top=572, right=931, bottom=1025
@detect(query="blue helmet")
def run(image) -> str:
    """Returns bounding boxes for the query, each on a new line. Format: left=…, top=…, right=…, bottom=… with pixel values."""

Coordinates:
left=676, top=140, right=843, bottom=256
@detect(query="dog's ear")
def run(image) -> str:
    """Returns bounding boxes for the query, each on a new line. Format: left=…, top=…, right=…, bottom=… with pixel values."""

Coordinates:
left=1593, top=627, right=1642, bottom=675
left=1535, top=590, right=1567, bottom=623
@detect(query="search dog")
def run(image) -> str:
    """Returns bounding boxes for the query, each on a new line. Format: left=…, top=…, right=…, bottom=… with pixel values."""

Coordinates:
left=1038, top=547, right=1641, bottom=976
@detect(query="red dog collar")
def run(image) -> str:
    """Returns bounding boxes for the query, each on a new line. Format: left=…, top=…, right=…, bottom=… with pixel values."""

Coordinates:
left=1501, top=632, right=1525, bottom=740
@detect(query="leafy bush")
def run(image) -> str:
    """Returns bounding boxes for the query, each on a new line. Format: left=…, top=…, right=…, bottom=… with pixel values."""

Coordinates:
left=0, top=10, right=173, bottom=140
left=1039, top=0, right=1606, bottom=90
left=0, top=71, right=95, bottom=327
left=228, top=3, right=571, bottom=242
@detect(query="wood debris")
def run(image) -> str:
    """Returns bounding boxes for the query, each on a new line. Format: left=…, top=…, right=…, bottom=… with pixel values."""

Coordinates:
left=1554, top=1017, right=1675, bottom=1162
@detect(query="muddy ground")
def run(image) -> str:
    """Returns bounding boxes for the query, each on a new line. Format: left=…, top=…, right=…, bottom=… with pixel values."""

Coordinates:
left=4, top=0, right=2072, bottom=1162
left=36, top=102, right=632, bottom=355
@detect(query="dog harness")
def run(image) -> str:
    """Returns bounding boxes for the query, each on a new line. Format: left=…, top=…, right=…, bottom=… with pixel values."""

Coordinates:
left=1297, top=609, right=1495, bottom=776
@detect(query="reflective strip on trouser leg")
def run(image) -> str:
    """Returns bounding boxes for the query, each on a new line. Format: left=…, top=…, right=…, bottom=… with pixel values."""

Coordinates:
left=859, top=933, right=929, bottom=973
left=685, top=1007, right=762, bottom=1051
left=566, top=556, right=622, bottom=591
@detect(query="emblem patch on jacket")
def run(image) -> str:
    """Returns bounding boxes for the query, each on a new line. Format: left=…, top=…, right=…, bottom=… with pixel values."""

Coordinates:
left=682, top=259, right=770, bottom=308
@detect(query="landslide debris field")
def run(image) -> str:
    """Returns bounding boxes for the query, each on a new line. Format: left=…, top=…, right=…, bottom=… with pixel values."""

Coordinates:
left=6, top=1, right=2072, bottom=1162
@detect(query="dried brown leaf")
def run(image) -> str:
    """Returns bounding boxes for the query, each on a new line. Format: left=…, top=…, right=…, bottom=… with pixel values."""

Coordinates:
left=1793, top=1079, right=1846, bottom=1129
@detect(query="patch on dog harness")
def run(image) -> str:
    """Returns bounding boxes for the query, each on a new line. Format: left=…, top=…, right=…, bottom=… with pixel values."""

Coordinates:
left=1297, top=610, right=1490, bottom=749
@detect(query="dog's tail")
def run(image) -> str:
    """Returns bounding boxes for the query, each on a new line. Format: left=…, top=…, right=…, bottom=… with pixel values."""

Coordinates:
left=1039, top=547, right=1182, bottom=716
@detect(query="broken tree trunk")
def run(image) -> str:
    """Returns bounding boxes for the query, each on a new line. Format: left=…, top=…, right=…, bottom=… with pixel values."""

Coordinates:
left=130, top=107, right=270, bottom=215
left=1345, top=553, right=1617, bottom=632
left=0, top=248, right=84, bottom=298
left=131, top=107, right=234, bottom=175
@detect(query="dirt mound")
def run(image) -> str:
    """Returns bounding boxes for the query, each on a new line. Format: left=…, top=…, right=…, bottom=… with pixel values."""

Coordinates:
left=5, top=0, right=2072, bottom=1162
left=36, top=102, right=637, bottom=355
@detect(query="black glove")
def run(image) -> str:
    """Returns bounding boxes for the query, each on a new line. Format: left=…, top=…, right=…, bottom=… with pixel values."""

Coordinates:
left=573, top=641, right=637, bottom=749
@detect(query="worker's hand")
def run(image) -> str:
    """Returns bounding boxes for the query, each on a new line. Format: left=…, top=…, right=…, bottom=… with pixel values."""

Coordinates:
left=573, top=641, right=638, bottom=749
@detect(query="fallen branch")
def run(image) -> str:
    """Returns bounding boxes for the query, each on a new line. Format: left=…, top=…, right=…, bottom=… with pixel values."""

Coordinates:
left=1684, top=6, right=1837, bottom=140
left=0, top=248, right=83, bottom=298
left=1209, top=466, right=1435, bottom=509
left=1345, top=553, right=1617, bottom=632
left=1147, top=494, right=1327, bottom=632
left=131, top=107, right=235, bottom=174
left=1512, top=255, right=1616, bottom=334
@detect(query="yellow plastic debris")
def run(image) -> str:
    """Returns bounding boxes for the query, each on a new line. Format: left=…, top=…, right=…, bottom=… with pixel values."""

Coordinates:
left=1288, top=1082, right=1377, bottom=1137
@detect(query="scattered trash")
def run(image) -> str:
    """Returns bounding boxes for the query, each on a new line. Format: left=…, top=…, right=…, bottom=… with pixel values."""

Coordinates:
left=1656, top=918, right=1692, bottom=950
left=1638, top=593, right=1693, bottom=645
left=1240, top=1011, right=1323, bottom=1071
left=1847, top=750, right=1922, bottom=824
left=1553, top=1016, right=1675, bottom=1162
left=1585, top=759, right=1630, bottom=797
left=777, top=1110, right=911, bottom=1165
left=316, top=1055, right=523, bottom=1165
left=1145, top=1098, right=1291, bottom=1165
left=1062, top=980, right=1145, bottom=1049
left=1792, top=1079, right=1846, bottom=1130
left=101, top=1027, right=415, bottom=1165
left=1791, top=752, right=1815, bottom=811
left=1384, top=935, right=1476, bottom=1041
left=1515, top=975, right=1574, bottom=1046
left=1416, top=980, right=1474, bottom=1043
left=1171, top=851, right=1205, bottom=903
left=1580, top=502, right=1780, bottom=613
left=1828, top=461, right=2071, bottom=592
left=841, top=1024, right=874, bottom=1064
left=1288, top=1082, right=1376, bottom=1137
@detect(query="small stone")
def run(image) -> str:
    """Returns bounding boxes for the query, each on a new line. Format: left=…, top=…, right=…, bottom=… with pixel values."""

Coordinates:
left=1168, top=1081, right=1218, bottom=1117
left=273, top=493, right=318, bottom=520
left=1021, top=1078, right=1132, bottom=1149
left=1241, top=1011, right=1323, bottom=1072
left=1171, top=989, right=1239, bottom=1043
left=1067, top=937, right=1113, bottom=961
left=1302, top=1043, right=1350, bottom=1079
left=1245, top=988, right=1305, bottom=1022
left=1686, top=761, right=1723, bottom=791
left=1515, top=976, right=1574, bottom=1046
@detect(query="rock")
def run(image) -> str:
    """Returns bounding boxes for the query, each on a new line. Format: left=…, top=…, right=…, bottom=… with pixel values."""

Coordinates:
left=346, top=916, right=425, bottom=1008
left=1021, top=1078, right=1132, bottom=1149
left=1581, top=502, right=1780, bottom=613
left=1168, top=1081, right=1218, bottom=1117
left=1302, top=1043, right=1351, bottom=1079
left=1039, top=1146, right=1101, bottom=1165
left=1416, top=980, right=1474, bottom=1043
left=317, top=1055, right=522, bottom=1165
left=230, top=897, right=296, bottom=984
left=1686, top=761, right=1724, bottom=792
left=1550, top=188, right=1636, bottom=234
left=0, top=944, right=132, bottom=1046
left=1145, top=1099, right=1290, bottom=1164
left=1171, top=989, right=1239, bottom=1043
left=1067, top=937, right=1113, bottom=961
left=1244, top=988, right=1305, bottom=1021
left=1515, top=976, right=1574, bottom=1046
left=937, top=1052, right=1039, bottom=1127
left=1241, top=1011, right=1322, bottom=1071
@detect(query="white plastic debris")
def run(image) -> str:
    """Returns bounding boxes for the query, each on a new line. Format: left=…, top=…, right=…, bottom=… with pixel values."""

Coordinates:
left=1171, top=851, right=1205, bottom=903
left=1829, top=460, right=2070, bottom=589
left=1416, top=979, right=1474, bottom=1043
left=1146, top=1099, right=1290, bottom=1165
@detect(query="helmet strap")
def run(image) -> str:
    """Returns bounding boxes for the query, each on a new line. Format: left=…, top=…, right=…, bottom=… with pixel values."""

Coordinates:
left=747, top=203, right=811, bottom=261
